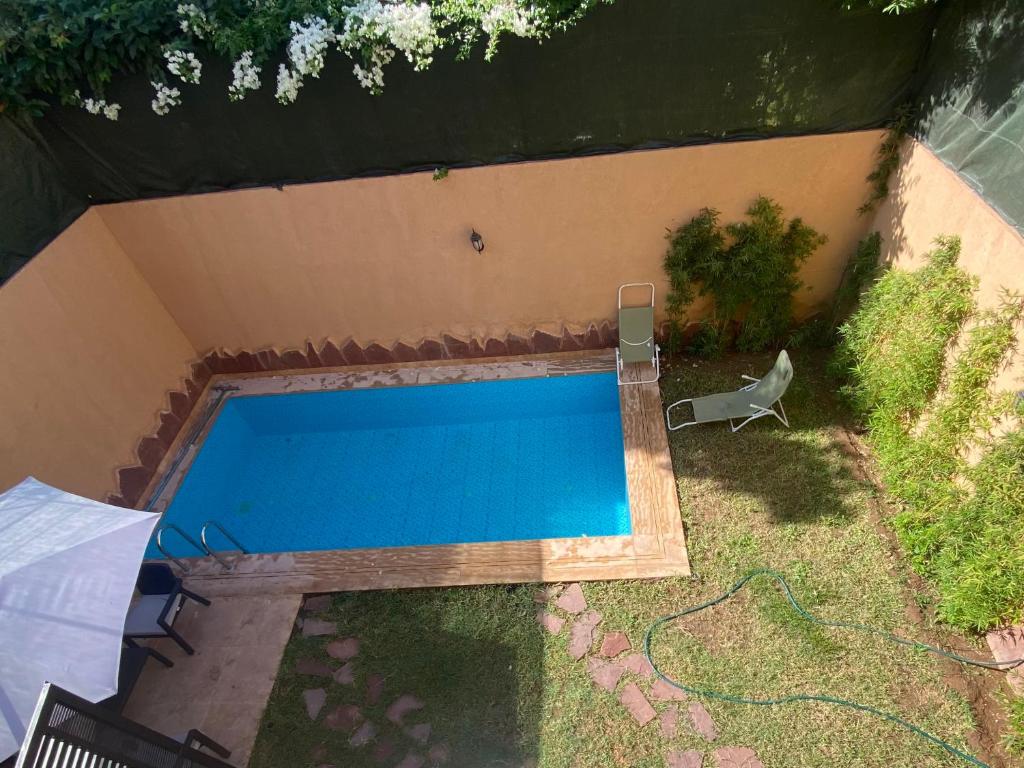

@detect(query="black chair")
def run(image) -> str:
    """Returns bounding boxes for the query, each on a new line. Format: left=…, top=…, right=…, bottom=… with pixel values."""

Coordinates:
left=122, top=563, right=210, bottom=655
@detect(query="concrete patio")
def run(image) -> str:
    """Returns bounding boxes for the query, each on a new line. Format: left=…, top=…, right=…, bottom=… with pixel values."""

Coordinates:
left=123, top=593, right=301, bottom=767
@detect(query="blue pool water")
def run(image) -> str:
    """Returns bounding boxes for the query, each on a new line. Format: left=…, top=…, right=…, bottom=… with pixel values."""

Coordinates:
left=149, top=373, right=630, bottom=557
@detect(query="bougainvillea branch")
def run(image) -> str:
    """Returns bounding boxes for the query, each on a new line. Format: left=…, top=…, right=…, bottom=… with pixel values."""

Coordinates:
left=0, top=0, right=614, bottom=118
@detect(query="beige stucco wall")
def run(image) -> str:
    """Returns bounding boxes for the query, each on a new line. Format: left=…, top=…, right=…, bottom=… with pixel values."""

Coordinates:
left=97, top=131, right=884, bottom=354
left=0, top=210, right=196, bottom=500
left=870, top=138, right=1024, bottom=393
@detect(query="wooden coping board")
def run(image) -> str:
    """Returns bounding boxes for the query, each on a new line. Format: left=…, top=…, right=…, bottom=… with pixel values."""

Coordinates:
left=139, top=350, right=690, bottom=596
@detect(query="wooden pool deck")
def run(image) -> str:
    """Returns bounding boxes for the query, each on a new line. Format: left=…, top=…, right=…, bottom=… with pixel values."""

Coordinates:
left=141, top=350, right=689, bottom=596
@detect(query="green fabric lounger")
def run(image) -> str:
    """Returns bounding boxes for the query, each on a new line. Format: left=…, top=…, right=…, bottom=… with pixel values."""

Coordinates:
left=616, top=282, right=661, bottom=385
left=666, top=350, right=793, bottom=432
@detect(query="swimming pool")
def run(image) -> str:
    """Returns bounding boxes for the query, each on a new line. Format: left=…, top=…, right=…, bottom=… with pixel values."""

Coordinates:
left=149, top=372, right=631, bottom=558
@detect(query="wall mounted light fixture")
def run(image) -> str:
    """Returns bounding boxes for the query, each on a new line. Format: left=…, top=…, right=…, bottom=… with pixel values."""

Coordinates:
left=470, top=229, right=485, bottom=254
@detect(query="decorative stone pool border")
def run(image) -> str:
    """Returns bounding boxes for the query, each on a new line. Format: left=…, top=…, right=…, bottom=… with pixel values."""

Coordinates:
left=108, top=326, right=625, bottom=508
left=138, top=350, right=690, bottom=595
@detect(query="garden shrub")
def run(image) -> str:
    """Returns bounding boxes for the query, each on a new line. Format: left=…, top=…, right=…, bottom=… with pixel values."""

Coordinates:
left=834, top=235, right=1024, bottom=631
left=664, top=196, right=826, bottom=356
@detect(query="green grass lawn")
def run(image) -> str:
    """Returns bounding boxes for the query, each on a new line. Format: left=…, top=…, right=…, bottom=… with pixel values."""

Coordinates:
left=251, top=351, right=987, bottom=768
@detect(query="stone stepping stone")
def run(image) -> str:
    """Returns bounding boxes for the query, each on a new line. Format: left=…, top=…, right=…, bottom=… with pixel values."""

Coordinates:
left=303, top=688, right=327, bottom=720
left=660, top=705, right=680, bottom=739
left=650, top=678, right=688, bottom=702
left=555, top=583, right=587, bottom=614
left=618, top=682, right=656, bottom=726
left=395, top=753, right=425, bottom=768
left=688, top=702, right=718, bottom=741
left=586, top=657, right=624, bottom=692
left=324, top=704, right=363, bottom=732
left=302, top=619, right=337, bottom=637
left=326, top=637, right=360, bottom=660
left=304, top=595, right=332, bottom=613
left=427, top=743, right=450, bottom=765
left=371, top=739, right=396, bottom=764
left=713, top=747, right=762, bottom=768
left=366, top=673, right=385, bottom=705
left=295, top=658, right=335, bottom=678
left=621, top=653, right=654, bottom=678
left=333, top=661, right=356, bottom=685
left=405, top=722, right=431, bottom=745
left=568, top=610, right=602, bottom=660
left=667, top=750, right=703, bottom=768
left=349, top=720, right=377, bottom=747
left=536, top=610, right=565, bottom=635
left=599, top=631, right=631, bottom=658
left=386, top=694, right=425, bottom=725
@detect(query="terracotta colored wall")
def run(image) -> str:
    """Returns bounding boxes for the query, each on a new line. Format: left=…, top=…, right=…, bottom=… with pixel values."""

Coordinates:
left=97, top=131, right=885, bottom=355
left=0, top=210, right=196, bottom=500
left=870, top=139, right=1024, bottom=393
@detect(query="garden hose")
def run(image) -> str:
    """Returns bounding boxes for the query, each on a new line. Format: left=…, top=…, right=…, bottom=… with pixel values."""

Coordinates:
left=642, top=568, right=1024, bottom=768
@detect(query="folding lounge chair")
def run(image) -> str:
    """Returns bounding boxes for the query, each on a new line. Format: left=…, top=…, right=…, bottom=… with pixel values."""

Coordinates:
left=616, top=282, right=661, bottom=385
left=666, top=350, right=793, bottom=432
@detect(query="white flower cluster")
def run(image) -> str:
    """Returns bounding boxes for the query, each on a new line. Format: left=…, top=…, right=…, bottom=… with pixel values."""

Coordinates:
left=287, top=15, right=335, bottom=77
left=481, top=0, right=541, bottom=56
left=275, top=15, right=336, bottom=104
left=353, top=48, right=394, bottom=91
left=165, top=49, right=203, bottom=84
left=176, top=3, right=209, bottom=38
left=275, top=65, right=305, bottom=104
left=76, top=90, right=121, bottom=120
left=340, top=1, right=438, bottom=93
left=151, top=81, right=182, bottom=115
left=229, top=51, right=262, bottom=101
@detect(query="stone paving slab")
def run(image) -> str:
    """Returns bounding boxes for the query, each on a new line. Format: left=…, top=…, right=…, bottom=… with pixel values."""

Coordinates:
left=599, top=631, right=631, bottom=658
left=333, top=661, right=356, bottom=685
left=568, top=610, right=603, bottom=660
left=303, top=595, right=333, bottom=613
left=123, top=594, right=302, bottom=768
left=324, top=704, right=364, bottom=732
left=650, top=678, right=688, bottom=702
left=621, top=653, right=654, bottom=678
left=350, top=720, right=377, bottom=747
left=387, top=694, right=426, bottom=725
left=303, top=688, right=327, bottom=720
left=586, top=657, right=625, bottom=692
left=986, top=625, right=1024, bottom=694
left=555, top=583, right=587, bottom=614
left=303, top=618, right=338, bottom=637
left=395, top=753, right=425, bottom=768
left=660, top=705, right=680, bottom=739
left=619, top=682, right=657, bottom=726
left=326, top=637, right=360, bottom=660
left=667, top=749, right=704, bottom=768
left=688, top=702, right=719, bottom=741
left=713, top=747, right=763, bottom=767
left=536, top=610, right=565, bottom=635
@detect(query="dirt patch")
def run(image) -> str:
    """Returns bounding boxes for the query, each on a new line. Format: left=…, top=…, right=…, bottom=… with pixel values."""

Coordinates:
left=836, top=425, right=1016, bottom=768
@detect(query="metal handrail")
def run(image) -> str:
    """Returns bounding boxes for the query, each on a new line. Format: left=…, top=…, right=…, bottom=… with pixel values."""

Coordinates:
left=155, top=524, right=206, bottom=573
left=200, top=520, right=249, bottom=571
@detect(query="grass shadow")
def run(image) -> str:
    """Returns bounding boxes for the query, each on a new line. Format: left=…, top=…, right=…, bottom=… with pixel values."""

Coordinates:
left=250, top=586, right=544, bottom=768
left=660, top=350, right=862, bottom=525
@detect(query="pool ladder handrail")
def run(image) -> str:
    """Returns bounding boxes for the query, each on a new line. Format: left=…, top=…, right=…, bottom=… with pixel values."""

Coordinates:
left=155, top=524, right=205, bottom=574
left=200, top=520, right=249, bottom=571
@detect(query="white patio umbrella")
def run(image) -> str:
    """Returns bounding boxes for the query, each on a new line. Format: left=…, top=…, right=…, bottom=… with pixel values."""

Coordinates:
left=0, top=477, right=159, bottom=761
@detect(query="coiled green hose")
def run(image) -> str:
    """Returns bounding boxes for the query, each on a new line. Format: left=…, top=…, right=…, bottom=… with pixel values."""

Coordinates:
left=642, top=568, right=1024, bottom=767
